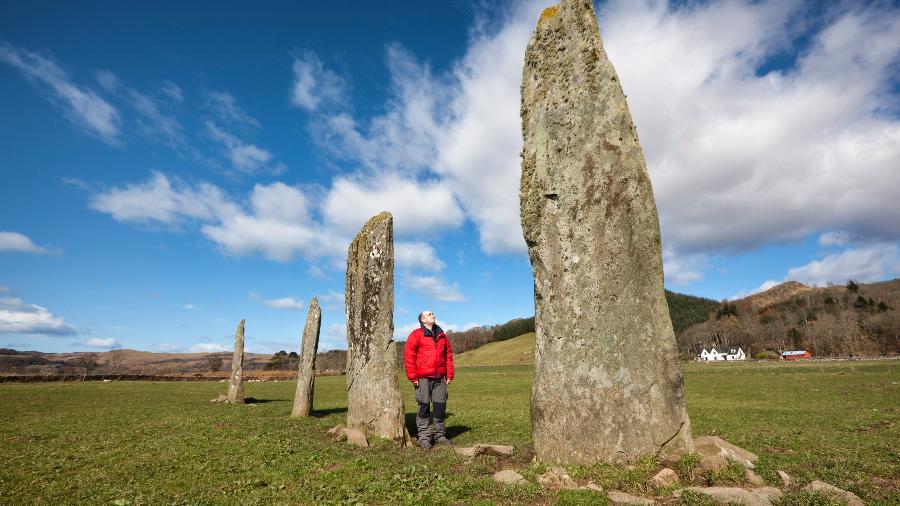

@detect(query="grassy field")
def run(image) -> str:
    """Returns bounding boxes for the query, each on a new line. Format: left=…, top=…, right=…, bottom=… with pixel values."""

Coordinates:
left=0, top=360, right=897, bottom=505
left=455, top=332, right=535, bottom=367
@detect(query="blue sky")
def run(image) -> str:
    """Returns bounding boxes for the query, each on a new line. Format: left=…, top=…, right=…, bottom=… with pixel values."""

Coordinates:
left=2, top=0, right=899, bottom=354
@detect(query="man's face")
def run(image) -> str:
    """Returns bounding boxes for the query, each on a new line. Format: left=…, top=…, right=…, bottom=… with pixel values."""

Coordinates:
left=420, top=311, right=435, bottom=325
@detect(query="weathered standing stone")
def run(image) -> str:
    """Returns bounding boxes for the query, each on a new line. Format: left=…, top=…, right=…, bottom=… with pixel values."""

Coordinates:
left=226, top=319, right=245, bottom=404
left=520, top=0, right=692, bottom=464
left=291, top=298, right=322, bottom=417
left=345, top=212, right=408, bottom=444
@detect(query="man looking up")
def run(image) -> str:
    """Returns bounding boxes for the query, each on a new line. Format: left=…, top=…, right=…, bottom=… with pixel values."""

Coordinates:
left=404, top=310, right=454, bottom=449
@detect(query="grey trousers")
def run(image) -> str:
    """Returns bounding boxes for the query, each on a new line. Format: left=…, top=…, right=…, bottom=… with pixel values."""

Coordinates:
left=414, top=377, right=448, bottom=442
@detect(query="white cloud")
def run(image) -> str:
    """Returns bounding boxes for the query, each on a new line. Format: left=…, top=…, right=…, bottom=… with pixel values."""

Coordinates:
left=786, top=243, right=900, bottom=286
left=0, top=231, right=47, bottom=254
left=662, top=247, right=709, bottom=286
left=262, top=297, right=305, bottom=310
left=90, top=171, right=238, bottom=225
left=189, top=342, right=230, bottom=353
left=0, top=296, right=77, bottom=335
left=730, top=279, right=781, bottom=300
left=206, top=121, right=279, bottom=174
left=818, top=231, right=853, bottom=247
left=159, top=81, right=183, bottom=102
left=319, top=322, right=347, bottom=351
left=84, top=337, right=120, bottom=348
left=290, top=50, right=347, bottom=111
left=0, top=42, right=121, bottom=144
left=395, top=241, right=446, bottom=272
left=404, top=275, right=465, bottom=302
left=206, top=90, right=260, bottom=128
left=307, top=264, right=327, bottom=279
left=322, top=173, right=464, bottom=236
left=183, top=304, right=195, bottom=310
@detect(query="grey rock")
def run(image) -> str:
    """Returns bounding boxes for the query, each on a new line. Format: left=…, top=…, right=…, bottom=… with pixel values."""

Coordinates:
left=455, top=444, right=515, bottom=457
left=694, top=436, right=758, bottom=470
left=607, top=490, right=654, bottom=505
left=537, top=466, right=578, bottom=490
left=493, top=470, right=527, bottom=485
left=684, top=486, right=781, bottom=506
left=776, top=470, right=792, bottom=487
left=226, top=319, right=245, bottom=404
left=520, top=0, right=693, bottom=465
left=649, top=468, right=679, bottom=488
left=580, top=483, right=603, bottom=492
left=291, top=298, right=322, bottom=417
left=209, top=393, right=228, bottom=404
left=804, top=480, right=864, bottom=506
left=343, top=428, right=369, bottom=448
left=746, top=469, right=766, bottom=486
left=345, top=212, right=409, bottom=445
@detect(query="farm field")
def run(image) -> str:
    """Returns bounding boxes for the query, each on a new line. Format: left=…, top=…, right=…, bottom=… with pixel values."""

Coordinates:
left=0, top=360, right=897, bottom=505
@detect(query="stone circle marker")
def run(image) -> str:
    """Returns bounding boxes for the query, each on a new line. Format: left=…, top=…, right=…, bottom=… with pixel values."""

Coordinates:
left=292, top=297, right=322, bottom=417
left=344, top=212, right=409, bottom=444
left=226, top=319, right=245, bottom=404
left=520, top=0, right=693, bottom=464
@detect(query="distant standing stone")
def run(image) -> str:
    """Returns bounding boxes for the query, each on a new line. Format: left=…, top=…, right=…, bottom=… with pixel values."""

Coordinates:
left=226, top=319, right=245, bottom=404
left=520, top=0, right=692, bottom=464
left=345, top=212, right=409, bottom=444
left=292, top=298, right=321, bottom=417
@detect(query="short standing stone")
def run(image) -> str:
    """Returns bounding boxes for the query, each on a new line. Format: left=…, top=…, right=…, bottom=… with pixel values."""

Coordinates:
left=520, top=0, right=692, bottom=465
left=343, top=428, right=369, bottom=448
left=649, top=468, right=679, bottom=488
left=493, top=470, right=527, bottom=485
left=345, top=212, right=409, bottom=444
left=292, top=298, right=321, bottom=417
left=226, top=319, right=245, bottom=404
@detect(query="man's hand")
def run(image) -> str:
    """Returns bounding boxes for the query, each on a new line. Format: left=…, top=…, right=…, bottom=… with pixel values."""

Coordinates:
left=446, top=378, right=452, bottom=385
left=413, top=380, right=419, bottom=387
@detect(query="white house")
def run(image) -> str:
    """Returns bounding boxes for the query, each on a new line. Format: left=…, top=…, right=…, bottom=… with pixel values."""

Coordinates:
left=698, top=346, right=746, bottom=361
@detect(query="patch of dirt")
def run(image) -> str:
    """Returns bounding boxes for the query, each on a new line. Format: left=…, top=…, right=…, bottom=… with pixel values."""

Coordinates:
left=213, top=423, right=232, bottom=430
left=855, top=420, right=895, bottom=433
left=765, top=447, right=794, bottom=454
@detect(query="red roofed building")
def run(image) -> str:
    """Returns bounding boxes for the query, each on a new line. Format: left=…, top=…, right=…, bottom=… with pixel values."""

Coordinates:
left=781, top=350, right=812, bottom=360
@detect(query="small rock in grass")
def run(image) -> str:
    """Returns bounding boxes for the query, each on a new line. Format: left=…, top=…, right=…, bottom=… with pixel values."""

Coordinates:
left=493, top=469, right=526, bottom=485
left=343, top=428, right=368, bottom=447
left=579, top=482, right=603, bottom=492
left=607, top=490, right=654, bottom=505
left=327, top=425, right=343, bottom=436
left=649, top=468, right=679, bottom=488
left=537, top=466, right=577, bottom=490
left=746, top=469, right=766, bottom=486
left=776, top=470, right=792, bottom=487
left=694, top=436, right=758, bottom=471
left=209, top=394, right=228, bottom=404
left=684, top=486, right=781, bottom=506
left=804, top=480, right=864, bottom=506
left=454, top=443, right=514, bottom=457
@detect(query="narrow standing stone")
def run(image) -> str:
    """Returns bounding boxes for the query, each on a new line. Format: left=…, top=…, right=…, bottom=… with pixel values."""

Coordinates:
left=292, top=298, right=322, bottom=417
left=520, top=0, right=693, bottom=464
left=226, top=319, right=245, bottom=404
left=345, top=212, right=409, bottom=444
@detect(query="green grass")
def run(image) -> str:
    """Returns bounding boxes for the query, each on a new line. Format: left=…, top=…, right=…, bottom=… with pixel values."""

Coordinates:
left=0, top=360, right=897, bottom=505
left=455, top=332, right=535, bottom=366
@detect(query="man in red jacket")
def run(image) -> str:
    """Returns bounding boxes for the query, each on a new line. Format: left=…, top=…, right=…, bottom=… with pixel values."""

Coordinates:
left=404, top=310, right=454, bottom=449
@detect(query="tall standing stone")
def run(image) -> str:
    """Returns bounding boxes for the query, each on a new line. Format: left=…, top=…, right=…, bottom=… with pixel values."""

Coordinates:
left=292, top=298, right=322, bottom=417
left=345, top=212, right=408, bottom=444
left=226, top=319, right=245, bottom=404
left=520, top=0, right=693, bottom=464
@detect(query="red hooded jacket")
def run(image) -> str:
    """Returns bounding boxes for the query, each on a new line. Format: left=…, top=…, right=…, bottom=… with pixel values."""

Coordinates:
left=404, top=325, right=454, bottom=381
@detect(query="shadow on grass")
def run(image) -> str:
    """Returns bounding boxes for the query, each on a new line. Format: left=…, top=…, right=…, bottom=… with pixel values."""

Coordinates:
left=312, top=406, right=348, bottom=417
left=405, top=411, right=471, bottom=440
left=244, top=397, right=279, bottom=404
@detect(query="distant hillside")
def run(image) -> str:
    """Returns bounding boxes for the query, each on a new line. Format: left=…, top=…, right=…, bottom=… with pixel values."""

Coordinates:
left=678, top=279, right=899, bottom=358
left=665, top=289, right=720, bottom=333
left=455, top=333, right=535, bottom=367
